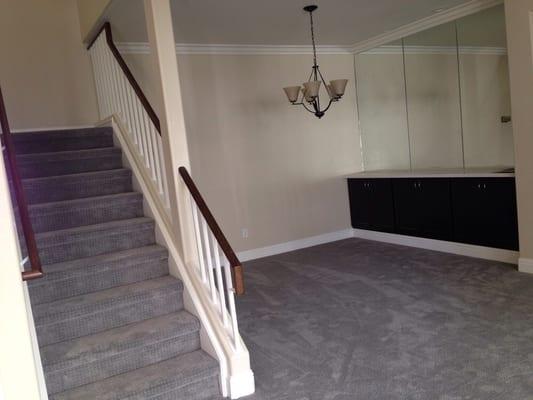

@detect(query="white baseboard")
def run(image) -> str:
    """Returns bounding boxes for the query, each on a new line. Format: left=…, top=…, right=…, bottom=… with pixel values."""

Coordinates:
left=353, top=229, right=519, bottom=264
left=11, top=125, right=95, bottom=133
left=518, top=258, right=533, bottom=274
left=237, top=229, right=354, bottom=262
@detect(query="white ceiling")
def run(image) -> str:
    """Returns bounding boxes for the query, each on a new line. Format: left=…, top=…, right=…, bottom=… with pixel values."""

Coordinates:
left=105, top=0, right=477, bottom=46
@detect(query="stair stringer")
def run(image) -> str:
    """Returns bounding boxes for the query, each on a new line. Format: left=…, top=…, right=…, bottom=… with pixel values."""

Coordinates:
left=99, top=115, right=254, bottom=399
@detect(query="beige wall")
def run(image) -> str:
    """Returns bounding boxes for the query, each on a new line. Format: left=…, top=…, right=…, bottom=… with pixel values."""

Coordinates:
left=77, top=0, right=111, bottom=41
left=122, top=52, right=361, bottom=252
left=0, top=0, right=98, bottom=131
left=505, top=0, right=533, bottom=260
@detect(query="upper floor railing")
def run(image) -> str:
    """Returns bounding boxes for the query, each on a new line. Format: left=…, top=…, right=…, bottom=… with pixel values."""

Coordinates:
left=0, top=86, right=43, bottom=281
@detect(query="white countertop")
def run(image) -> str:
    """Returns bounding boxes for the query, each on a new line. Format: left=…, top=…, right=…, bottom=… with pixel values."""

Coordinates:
left=346, top=167, right=515, bottom=179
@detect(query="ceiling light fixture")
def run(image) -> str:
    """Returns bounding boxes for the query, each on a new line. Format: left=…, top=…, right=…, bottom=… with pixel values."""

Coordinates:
left=283, top=5, right=348, bottom=119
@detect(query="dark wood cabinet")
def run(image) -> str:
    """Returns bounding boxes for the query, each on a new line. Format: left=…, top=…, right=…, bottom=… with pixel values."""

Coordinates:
left=348, top=179, right=394, bottom=232
left=393, top=179, right=453, bottom=241
left=451, top=178, right=518, bottom=250
left=347, top=176, right=518, bottom=251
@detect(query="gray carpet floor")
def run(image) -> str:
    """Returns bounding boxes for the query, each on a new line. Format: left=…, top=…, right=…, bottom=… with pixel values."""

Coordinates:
left=236, top=238, right=533, bottom=400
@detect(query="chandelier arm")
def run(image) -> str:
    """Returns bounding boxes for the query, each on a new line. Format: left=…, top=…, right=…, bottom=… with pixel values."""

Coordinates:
left=300, top=102, right=316, bottom=114
left=320, top=98, right=335, bottom=114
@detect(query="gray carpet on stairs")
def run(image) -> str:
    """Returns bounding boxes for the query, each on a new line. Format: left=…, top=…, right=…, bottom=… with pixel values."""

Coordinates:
left=14, top=128, right=222, bottom=399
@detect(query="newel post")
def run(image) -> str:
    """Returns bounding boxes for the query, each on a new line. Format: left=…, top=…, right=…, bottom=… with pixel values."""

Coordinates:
left=143, top=0, right=198, bottom=267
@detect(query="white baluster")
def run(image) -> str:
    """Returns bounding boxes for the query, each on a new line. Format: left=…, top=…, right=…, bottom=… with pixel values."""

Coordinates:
left=155, top=131, right=170, bottom=206
left=212, top=237, right=228, bottom=327
left=125, top=83, right=141, bottom=147
left=223, top=255, right=240, bottom=350
left=191, top=201, right=207, bottom=283
left=95, top=39, right=109, bottom=117
left=152, top=127, right=165, bottom=196
left=201, top=219, right=218, bottom=304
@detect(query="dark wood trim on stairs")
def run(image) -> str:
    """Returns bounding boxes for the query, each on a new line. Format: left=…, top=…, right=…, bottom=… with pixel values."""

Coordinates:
left=178, top=167, right=245, bottom=295
left=87, top=22, right=161, bottom=134
left=0, top=86, right=43, bottom=281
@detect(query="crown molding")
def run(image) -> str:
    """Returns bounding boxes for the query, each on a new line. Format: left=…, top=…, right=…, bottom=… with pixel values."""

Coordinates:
left=117, top=42, right=352, bottom=55
left=117, top=0, right=503, bottom=57
left=362, top=45, right=507, bottom=55
left=350, top=0, right=503, bottom=54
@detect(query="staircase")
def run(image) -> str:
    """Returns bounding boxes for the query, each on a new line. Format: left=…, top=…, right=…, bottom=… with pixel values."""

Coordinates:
left=14, top=127, right=223, bottom=400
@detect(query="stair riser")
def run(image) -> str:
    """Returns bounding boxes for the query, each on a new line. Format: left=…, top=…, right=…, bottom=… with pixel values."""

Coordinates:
left=36, top=287, right=184, bottom=346
left=28, top=196, right=143, bottom=233
left=23, top=172, right=132, bottom=204
left=148, top=374, right=221, bottom=400
left=29, top=257, right=168, bottom=304
left=18, top=155, right=122, bottom=179
left=35, top=222, right=155, bottom=264
left=45, top=332, right=200, bottom=394
left=13, top=135, right=113, bottom=154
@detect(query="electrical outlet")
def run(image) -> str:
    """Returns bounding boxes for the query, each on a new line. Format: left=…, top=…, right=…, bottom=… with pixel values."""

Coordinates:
left=241, top=228, right=249, bottom=239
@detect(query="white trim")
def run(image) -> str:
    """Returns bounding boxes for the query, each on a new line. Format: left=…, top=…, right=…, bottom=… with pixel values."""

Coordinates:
left=117, top=42, right=352, bottom=55
left=518, top=258, right=533, bottom=274
left=362, top=45, right=507, bottom=55
left=11, top=125, right=95, bottom=133
left=351, top=0, right=503, bottom=54
left=117, top=0, right=502, bottom=56
left=237, top=229, right=354, bottom=262
left=353, top=229, right=519, bottom=264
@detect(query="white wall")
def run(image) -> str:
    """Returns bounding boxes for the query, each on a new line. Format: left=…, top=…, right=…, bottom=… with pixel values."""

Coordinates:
left=504, top=0, right=533, bottom=262
left=0, top=0, right=98, bottom=131
left=121, top=52, right=361, bottom=252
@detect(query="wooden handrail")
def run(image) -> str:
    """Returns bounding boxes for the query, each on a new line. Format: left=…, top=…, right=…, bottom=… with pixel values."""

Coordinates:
left=0, top=87, right=43, bottom=281
left=87, top=22, right=161, bottom=134
left=178, top=167, right=245, bottom=295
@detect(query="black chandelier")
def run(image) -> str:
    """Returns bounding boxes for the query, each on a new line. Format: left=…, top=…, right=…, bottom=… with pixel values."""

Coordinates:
left=283, top=5, right=348, bottom=119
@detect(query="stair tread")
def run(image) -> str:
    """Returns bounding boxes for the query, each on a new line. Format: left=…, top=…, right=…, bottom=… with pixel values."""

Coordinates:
left=29, top=192, right=141, bottom=212
left=41, top=311, right=200, bottom=371
left=30, top=245, right=167, bottom=278
left=23, top=168, right=130, bottom=184
left=51, top=350, right=219, bottom=400
left=17, top=147, right=121, bottom=162
left=33, top=276, right=182, bottom=324
left=36, top=217, right=153, bottom=241
left=12, top=127, right=113, bottom=141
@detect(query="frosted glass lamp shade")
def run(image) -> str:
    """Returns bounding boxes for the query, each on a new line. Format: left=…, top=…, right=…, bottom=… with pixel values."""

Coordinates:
left=326, top=84, right=336, bottom=99
left=330, top=79, right=348, bottom=96
left=303, top=80, right=321, bottom=98
left=283, top=86, right=301, bottom=103
left=302, top=88, right=313, bottom=103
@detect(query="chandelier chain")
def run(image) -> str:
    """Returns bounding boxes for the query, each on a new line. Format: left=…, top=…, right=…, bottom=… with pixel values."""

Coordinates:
left=309, top=10, right=318, bottom=71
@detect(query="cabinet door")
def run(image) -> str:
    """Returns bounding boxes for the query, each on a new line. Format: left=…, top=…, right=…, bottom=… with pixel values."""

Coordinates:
left=452, top=178, right=518, bottom=250
left=348, top=179, right=394, bottom=232
left=393, top=178, right=453, bottom=240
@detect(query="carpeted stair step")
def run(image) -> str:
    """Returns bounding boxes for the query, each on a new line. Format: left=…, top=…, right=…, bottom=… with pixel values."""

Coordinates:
left=17, top=147, right=123, bottom=178
left=23, top=169, right=132, bottom=204
left=33, top=276, right=184, bottom=346
left=49, top=350, right=220, bottom=400
left=41, top=311, right=201, bottom=394
left=34, top=218, right=155, bottom=265
left=12, top=127, right=114, bottom=154
left=28, top=192, right=143, bottom=233
left=28, top=245, right=168, bottom=304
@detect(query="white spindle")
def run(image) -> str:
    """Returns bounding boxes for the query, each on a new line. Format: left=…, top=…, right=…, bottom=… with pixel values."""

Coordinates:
left=223, top=255, right=240, bottom=350
left=201, top=219, right=218, bottom=304
left=212, top=235, right=228, bottom=326
left=191, top=202, right=207, bottom=283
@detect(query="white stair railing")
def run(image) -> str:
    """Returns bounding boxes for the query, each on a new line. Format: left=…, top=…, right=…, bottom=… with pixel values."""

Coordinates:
left=88, top=23, right=170, bottom=210
left=179, top=166, right=245, bottom=351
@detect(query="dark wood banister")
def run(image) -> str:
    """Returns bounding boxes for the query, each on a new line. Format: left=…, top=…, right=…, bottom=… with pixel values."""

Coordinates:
left=178, top=167, right=245, bottom=296
left=0, top=87, right=43, bottom=281
left=87, top=22, right=161, bottom=134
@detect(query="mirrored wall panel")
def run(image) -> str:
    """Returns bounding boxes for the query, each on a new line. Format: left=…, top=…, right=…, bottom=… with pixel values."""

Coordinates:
left=457, top=5, right=514, bottom=168
left=355, top=40, right=410, bottom=170
left=355, top=5, right=514, bottom=171
left=403, top=22, right=463, bottom=169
